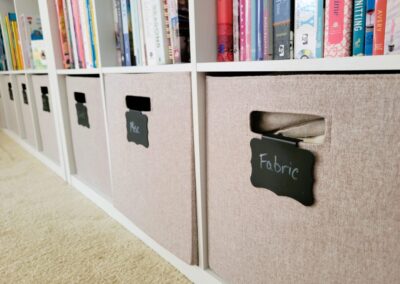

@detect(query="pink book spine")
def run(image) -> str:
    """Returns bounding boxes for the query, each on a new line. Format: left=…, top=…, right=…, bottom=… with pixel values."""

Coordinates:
left=239, top=0, right=246, bottom=61
left=324, top=0, right=353, bottom=57
left=71, top=0, right=86, bottom=68
left=244, top=0, right=251, bottom=60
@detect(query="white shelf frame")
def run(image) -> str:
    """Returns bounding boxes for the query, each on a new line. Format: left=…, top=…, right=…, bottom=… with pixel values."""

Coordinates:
left=1, top=0, right=400, bottom=284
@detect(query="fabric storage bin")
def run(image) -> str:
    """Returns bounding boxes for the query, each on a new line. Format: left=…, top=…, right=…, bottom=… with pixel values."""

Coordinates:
left=104, top=73, right=197, bottom=265
left=16, top=75, right=36, bottom=147
left=31, top=75, right=60, bottom=164
left=206, top=74, right=400, bottom=284
left=0, top=75, right=20, bottom=135
left=65, top=76, right=112, bottom=199
left=0, top=82, right=6, bottom=128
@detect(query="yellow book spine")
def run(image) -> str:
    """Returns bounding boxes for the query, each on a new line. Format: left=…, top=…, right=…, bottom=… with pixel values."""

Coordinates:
left=5, top=17, right=16, bottom=70
left=11, top=22, right=20, bottom=69
left=89, top=0, right=99, bottom=67
left=13, top=22, right=24, bottom=69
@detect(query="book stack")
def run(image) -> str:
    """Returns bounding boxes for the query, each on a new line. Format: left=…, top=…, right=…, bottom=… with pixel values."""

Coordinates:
left=55, top=0, right=100, bottom=69
left=217, top=0, right=400, bottom=61
left=112, top=0, right=190, bottom=66
left=0, top=13, right=24, bottom=70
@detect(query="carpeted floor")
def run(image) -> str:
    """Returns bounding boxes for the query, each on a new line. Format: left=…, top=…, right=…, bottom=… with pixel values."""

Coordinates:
left=0, top=131, right=190, bottom=283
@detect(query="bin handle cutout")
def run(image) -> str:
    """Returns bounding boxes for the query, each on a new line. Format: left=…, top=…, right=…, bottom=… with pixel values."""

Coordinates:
left=126, top=95, right=151, bottom=112
left=41, top=86, right=48, bottom=94
left=21, top=83, right=28, bottom=105
left=250, top=111, right=326, bottom=145
left=74, top=92, right=86, bottom=103
left=8, top=83, right=13, bottom=101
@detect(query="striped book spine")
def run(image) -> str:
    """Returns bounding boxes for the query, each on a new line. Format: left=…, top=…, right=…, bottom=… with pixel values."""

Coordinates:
left=239, top=0, right=247, bottom=60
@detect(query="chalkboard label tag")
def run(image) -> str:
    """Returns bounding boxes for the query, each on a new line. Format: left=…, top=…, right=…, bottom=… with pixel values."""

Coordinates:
left=41, top=86, right=50, bottom=112
left=74, top=92, right=90, bottom=128
left=250, top=134, right=315, bottom=206
left=125, top=95, right=150, bottom=148
left=22, top=83, right=28, bottom=105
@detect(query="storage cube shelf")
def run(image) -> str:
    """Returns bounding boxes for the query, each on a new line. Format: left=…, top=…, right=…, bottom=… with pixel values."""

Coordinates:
left=0, top=1, right=399, bottom=284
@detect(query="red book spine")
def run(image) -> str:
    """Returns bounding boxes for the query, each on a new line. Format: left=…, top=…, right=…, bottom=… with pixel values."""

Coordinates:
left=217, top=0, right=233, bottom=61
left=373, top=0, right=387, bottom=55
left=55, top=0, right=71, bottom=69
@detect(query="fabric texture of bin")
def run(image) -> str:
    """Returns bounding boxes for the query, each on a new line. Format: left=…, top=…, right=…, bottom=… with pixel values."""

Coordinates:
left=206, top=74, right=400, bottom=284
left=31, top=75, right=59, bottom=164
left=16, top=75, right=36, bottom=147
left=104, top=73, right=197, bottom=265
left=0, top=82, right=6, bottom=128
left=66, top=76, right=112, bottom=199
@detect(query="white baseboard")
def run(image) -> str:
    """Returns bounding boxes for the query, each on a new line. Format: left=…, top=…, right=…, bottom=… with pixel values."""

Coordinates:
left=2, top=129, right=65, bottom=179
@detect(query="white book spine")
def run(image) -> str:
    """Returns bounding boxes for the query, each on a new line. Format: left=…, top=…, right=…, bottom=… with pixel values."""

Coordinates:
left=66, top=0, right=79, bottom=69
left=153, top=0, right=171, bottom=64
left=130, top=0, right=141, bottom=65
left=78, top=0, right=93, bottom=68
left=19, top=15, right=32, bottom=69
left=142, top=0, right=157, bottom=65
left=384, top=0, right=400, bottom=54
left=233, top=0, right=239, bottom=61
left=137, top=0, right=147, bottom=65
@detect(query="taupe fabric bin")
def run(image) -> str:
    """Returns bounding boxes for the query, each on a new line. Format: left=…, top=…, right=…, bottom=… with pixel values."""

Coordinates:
left=16, top=75, right=36, bottom=148
left=31, top=75, right=59, bottom=164
left=104, top=73, right=197, bottom=265
left=206, top=74, right=400, bottom=284
left=0, top=81, right=6, bottom=128
left=66, top=76, right=111, bottom=199
left=0, top=75, right=20, bottom=135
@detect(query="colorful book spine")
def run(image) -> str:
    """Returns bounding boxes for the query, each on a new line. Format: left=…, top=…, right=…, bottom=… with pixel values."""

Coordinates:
left=251, top=0, right=257, bottom=60
left=164, top=0, right=173, bottom=62
left=121, top=0, right=132, bottom=66
left=87, top=0, right=98, bottom=68
left=239, top=0, right=247, bottom=61
left=1, top=16, right=12, bottom=70
left=233, top=0, right=240, bottom=61
left=79, top=0, right=93, bottom=68
left=372, top=0, right=387, bottom=55
left=0, top=20, right=8, bottom=70
left=273, top=0, right=294, bottom=60
left=352, top=0, right=366, bottom=56
left=256, top=0, right=264, bottom=60
left=364, top=0, right=375, bottom=55
left=295, top=0, right=324, bottom=59
left=384, top=0, right=400, bottom=54
left=66, top=0, right=79, bottom=68
left=263, top=0, right=273, bottom=60
left=324, top=0, right=353, bottom=57
left=168, top=0, right=180, bottom=63
left=217, top=0, right=233, bottom=61
left=71, top=0, right=86, bottom=68
left=55, top=0, right=72, bottom=68
left=9, top=13, right=23, bottom=69
left=5, top=17, right=16, bottom=69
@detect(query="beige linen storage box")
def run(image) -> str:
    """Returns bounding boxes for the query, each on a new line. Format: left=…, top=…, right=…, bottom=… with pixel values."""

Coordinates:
left=65, top=76, right=112, bottom=199
left=0, top=80, right=6, bottom=128
left=31, top=75, right=60, bottom=164
left=104, top=73, right=197, bottom=265
left=0, top=75, right=21, bottom=136
left=206, top=74, right=400, bottom=283
left=16, top=75, right=36, bottom=148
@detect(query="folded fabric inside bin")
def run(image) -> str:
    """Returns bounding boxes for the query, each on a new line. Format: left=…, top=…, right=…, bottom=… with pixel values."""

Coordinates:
left=275, top=118, right=325, bottom=141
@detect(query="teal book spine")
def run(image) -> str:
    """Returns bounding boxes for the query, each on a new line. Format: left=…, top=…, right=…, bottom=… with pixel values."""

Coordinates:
left=251, top=0, right=257, bottom=60
left=353, top=0, right=366, bottom=55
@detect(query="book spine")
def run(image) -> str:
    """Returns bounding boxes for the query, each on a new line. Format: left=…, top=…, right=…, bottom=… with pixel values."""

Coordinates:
left=66, top=0, right=79, bottom=68
left=233, top=0, right=240, bottom=61
left=324, top=0, right=353, bottom=57
left=142, top=0, right=157, bottom=65
left=256, top=0, right=264, bottom=60
left=372, top=0, right=387, bottom=55
left=56, top=0, right=72, bottom=68
left=168, top=0, right=181, bottom=63
left=0, top=16, right=11, bottom=70
left=239, top=0, right=246, bottom=61
left=121, top=0, right=132, bottom=66
left=217, top=0, right=233, bottom=61
left=273, top=0, right=293, bottom=60
left=79, top=0, right=93, bottom=68
left=63, top=0, right=74, bottom=68
left=137, top=0, right=147, bottom=65
left=127, top=1, right=136, bottom=65
left=177, top=0, right=190, bottom=62
left=352, top=0, right=366, bottom=56
left=245, top=0, right=252, bottom=59
left=19, top=15, right=32, bottom=69
left=364, top=0, right=375, bottom=55
left=131, top=0, right=142, bottom=65
left=9, top=14, right=23, bottom=69
left=71, top=0, right=86, bottom=68
left=263, top=0, right=273, bottom=60
left=164, top=0, right=173, bottom=62
left=154, top=0, right=171, bottom=64
left=384, top=0, right=400, bottom=54
left=5, top=17, right=16, bottom=69
left=316, top=0, right=324, bottom=58
left=112, top=0, right=123, bottom=65
left=87, top=0, right=98, bottom=68
left=251, top=0, right=257, bottom=60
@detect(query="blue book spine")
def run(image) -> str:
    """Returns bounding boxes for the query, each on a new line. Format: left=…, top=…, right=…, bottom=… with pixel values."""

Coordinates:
left=251, top=0, right=258, bottom=60
left=353, top=0, right=366, bottom=55
left=121, top=0, right=131, bottom=66
left=256, top=0, right=264, bottom=60
left=365, top=0, right=375, bottom=56
left=86, top=0, right=97, bottom=67
left=316, top=0, right=324, bottom=58
left=273, top=0, right=293, bottom=59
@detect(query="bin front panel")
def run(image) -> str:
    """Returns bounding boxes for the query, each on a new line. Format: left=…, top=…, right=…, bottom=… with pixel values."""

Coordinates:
left=0, top=76, right=19, bottom=135
left=0, top=83, right=6, bottom=128
left=31, top=75, right=59, bottom=164
left=16, top=75, right=36, bottom=147
left=206, top=74, right=400, bottom=284
left=66, top=76, right=112, bottom=199
left=105, top=73, right=197, bottom=265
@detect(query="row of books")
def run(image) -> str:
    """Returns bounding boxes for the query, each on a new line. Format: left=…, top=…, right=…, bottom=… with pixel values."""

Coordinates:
left=0, top=13, right=24, bottom=70
left=217, top=0, right=400, bottom=61
left=55, top=0, right=100, bottom=69
left=111, top=0, right=190, bottom=66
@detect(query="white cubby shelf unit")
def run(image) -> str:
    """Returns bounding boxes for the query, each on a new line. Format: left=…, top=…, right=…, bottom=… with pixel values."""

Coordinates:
left=0, top=0, right=399, bottom=283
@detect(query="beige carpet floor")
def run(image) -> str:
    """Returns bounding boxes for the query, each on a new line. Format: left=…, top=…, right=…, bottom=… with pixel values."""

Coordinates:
left=0, top=131, right=190, bottom=283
